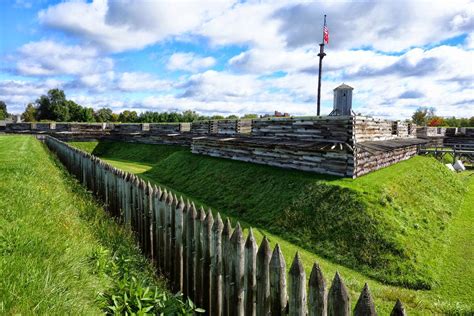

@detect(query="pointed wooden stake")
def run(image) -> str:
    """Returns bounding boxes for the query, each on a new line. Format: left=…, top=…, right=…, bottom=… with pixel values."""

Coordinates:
left=328, top=272, right=350, bottom=316
left=390, top=299, right=406, bottom=316
left=289, top=252, right=306, bottom=316
left=354, top=283, right=377, bottom=316
left=308, top=263, right=327, bottom=316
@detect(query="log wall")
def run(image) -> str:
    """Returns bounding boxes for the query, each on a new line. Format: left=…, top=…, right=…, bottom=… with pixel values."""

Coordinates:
left=416, top=126, right=446, bottom=138
left=251, top=116, right=354, bottom=143
left=354, top=117, right=416, bottom=142
left=112, top=123, right=145, bottom=133
left=192, top=137, right=354, bottom=177
left=6, top=116, right=432, bottom=178
left=216, top=120, right=252, bottom=135
left=355, top=145, right=418, bottom=177
left=149, top=123, right=191, bottom=134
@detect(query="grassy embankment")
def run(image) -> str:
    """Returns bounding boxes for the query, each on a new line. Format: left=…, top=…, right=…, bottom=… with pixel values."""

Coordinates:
left=0, top=136, right=197, bottom=315
left=71, top=140, right=474, bottom=315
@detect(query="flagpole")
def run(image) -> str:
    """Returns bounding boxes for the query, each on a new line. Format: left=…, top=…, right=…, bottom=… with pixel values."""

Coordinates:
left=317, top=15, right=327, bottom=116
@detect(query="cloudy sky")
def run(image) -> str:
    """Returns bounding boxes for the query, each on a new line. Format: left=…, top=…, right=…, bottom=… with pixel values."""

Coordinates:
left=0, top=0, right=473, bottom=118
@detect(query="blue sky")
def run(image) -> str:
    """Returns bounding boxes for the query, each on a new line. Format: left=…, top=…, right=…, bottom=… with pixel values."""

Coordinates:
left=0, top=0, right=473, bottom=118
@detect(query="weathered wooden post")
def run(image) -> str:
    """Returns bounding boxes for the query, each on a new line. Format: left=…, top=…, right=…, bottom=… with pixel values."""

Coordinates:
left=202, top=210, right=214, bottom=313
left=182, top=201, right=189, bottom=297
left=186, top=203, right=197, bottom=299
left=195, top=207, right=206, bottom=306
left=289, top=252, right=306, bottom=316
left=390, top=299, right=406, bottom=316
left=139, top=178, right=146, bottom=248
left=144, top=182, right=153, bottom=257
left=230, top=223, right=245, bottom=316
left=158, top=188, right=168, bottom=272
left=153, top=185, right=162, bottom=268
left=223, top=218, right=233, bottom=316
left=269, top=244, right=287, bottom=316
left=174, top=197, right=185, bottom=292
left=244, top=228, right=257, bottom=316
left=160, top=189, right=168, bottom=274
left=354, top=283, right=377, bottom=316
left=211, top=212, right=224, bottom=315
left=328, top=272, right=350, bottom=316
left=256, top=236, right=271, bottom=316
left=165, top=193, right=174, bottom=276
left=170, top=194, right=177, bottom=286
left=308, top=263, right=327, bottom=316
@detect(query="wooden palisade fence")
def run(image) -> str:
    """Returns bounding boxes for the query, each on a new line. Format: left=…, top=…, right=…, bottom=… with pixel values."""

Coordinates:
left=44, top=136, right=407, bottom=316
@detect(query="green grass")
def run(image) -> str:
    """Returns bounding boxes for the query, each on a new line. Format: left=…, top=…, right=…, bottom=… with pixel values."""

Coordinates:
left=0, top=136, right=185, bottom=314
left=70, top=140, right=474, bottom=314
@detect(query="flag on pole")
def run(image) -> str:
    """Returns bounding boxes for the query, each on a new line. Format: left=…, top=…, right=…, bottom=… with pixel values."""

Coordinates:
left=323, top=24, right=329, bottom=44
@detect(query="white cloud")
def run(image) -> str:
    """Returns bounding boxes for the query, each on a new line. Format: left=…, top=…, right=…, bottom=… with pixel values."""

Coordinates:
left=167, top=53, right=216, bottom=72
left=117, top=72, right=171, bottom=92
left=38, top=0, right=235, bottom=53
left=16, top=40, right=113, bottom=76
left=177, top=70, right=263, bottom=102
left=274, top=0, right=473, bottom=52
left=465, top=33, right=474, bottom=49
left=198, top=1, right=286, bottom=48
left=0, top=79, right=64, bottom=113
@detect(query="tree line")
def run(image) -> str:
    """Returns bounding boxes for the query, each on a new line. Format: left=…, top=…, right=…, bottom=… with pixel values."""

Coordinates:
left=18, top=89, right=258, bottom=123
left=1, top=89, right=473, bottom=126
left=411, top=107, right=474, bottom=127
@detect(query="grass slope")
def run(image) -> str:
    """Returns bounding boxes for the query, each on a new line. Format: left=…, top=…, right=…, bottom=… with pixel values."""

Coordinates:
left=0, top=136, right=174, bottom=314
left=71, top=140, right=474, bottom=314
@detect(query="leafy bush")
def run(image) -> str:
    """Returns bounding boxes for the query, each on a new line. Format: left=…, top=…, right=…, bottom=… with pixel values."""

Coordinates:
left=100, top=278, right=202, bottom=315
left=90, top=247, right=204, bottom=315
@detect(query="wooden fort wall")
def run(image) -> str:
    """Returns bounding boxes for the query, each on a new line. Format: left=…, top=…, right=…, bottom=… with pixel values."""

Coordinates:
left=192, top=137, right=354, bottom=177
left=354, top=116, right=416, bottom=142
left=251, top=116, right=354, bottom=143
left=6, top=116, right=435, bottom=177
left=354, top=145, right=418, bottom=177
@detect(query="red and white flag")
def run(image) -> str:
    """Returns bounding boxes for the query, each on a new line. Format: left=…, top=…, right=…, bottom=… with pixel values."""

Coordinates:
left=323, top=24, right=329, bottom=44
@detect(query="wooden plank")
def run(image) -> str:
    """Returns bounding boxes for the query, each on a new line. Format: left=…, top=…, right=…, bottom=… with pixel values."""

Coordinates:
left=328, top=272, right=350, bottom=316
left=244, top=228, right=257, bottom=316
left=230, top=223, right=245, bottom=316
left=256, top=236, right=271, bottom=316
left=289, top=253, right=306, bottom=316
left=308, top=263, right=326, bottom=316
left=211, top=213, right=224, bottom=315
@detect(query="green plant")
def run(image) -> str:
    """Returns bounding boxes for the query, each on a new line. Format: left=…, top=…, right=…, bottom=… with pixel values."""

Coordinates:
left=100, top=277, right=203, bottom=315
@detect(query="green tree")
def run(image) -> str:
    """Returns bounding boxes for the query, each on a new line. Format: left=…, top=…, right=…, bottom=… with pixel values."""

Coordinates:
left=118, top=110, right=138, bottom=122
left=181, top=110, right=200, bottom=122
left=470, top=117, right=474, bottom=127
left=94, top=108, right=113, bottom=122
left=241, top=113, right=258, bottom=119
left=36, top=89, right=70, bottom=121
left=211, top=115, right=224, bottom=120
left=22, top=103, right=38, bottom=122
left=0, top=101, right=7, bottom=120
left=411, top=107, right=435, bottom=126
left=111, top=113, right=119, bottom=122
left=79, top=107, right=96, bottom=122
left=67, top=100, right=85, bottom=122
left=226, top=114, right=238, bottom=120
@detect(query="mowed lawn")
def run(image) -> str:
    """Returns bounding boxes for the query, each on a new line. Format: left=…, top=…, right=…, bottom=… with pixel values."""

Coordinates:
left=70, top=140, right=474, bottom=315
left=0, top=136, right=170, bottom=314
